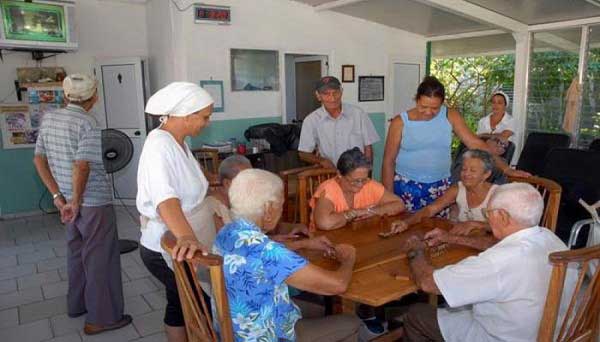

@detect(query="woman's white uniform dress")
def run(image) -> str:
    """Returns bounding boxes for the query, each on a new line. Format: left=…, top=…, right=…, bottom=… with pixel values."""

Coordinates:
left=136, top=82, right=213, bottom=327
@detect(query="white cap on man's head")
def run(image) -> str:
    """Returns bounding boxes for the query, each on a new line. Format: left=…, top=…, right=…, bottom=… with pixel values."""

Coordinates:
left=145, top=82, right=214, bottom=117
left=63, top=74, right=97, bottom=102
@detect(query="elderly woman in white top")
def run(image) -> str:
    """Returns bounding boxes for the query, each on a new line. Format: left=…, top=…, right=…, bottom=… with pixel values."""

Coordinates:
left=136, top=82, right=213, bottom=342
left=390, top=149, right=499, bottom=251
left=477, top=91, right=516, bottom=142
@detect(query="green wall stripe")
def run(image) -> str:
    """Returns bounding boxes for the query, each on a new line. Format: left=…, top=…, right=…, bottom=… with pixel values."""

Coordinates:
left=1, top=114, right=387, bottom=215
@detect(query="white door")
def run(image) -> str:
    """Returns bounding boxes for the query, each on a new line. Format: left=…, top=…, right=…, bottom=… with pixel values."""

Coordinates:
left=392, top=63, right=421, bottom=119
left=96, top=58, right=148, bottom=203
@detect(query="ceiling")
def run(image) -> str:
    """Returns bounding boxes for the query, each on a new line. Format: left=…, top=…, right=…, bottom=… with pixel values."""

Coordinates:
left=292, top=0, right=600, bottom=37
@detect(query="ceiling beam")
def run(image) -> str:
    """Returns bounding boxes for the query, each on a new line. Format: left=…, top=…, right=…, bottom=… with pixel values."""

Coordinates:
left=534, top=32, right=580, bottom=53
left=529, top=16, right=600, bottom=32
left=413, top=0, right=528, bottom=32
left=314, top=0, right=369, bottom=11
left=428, top=29, right=506, bottom=41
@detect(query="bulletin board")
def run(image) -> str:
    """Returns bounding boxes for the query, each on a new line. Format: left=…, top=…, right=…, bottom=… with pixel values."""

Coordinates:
left=0, top=87, right=64, bottom=149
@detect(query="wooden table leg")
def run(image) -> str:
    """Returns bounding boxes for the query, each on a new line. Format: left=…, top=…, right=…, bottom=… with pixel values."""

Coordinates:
left=341, top=298, right=356, bottom=314
left=428, top=293, right=438, bottom=306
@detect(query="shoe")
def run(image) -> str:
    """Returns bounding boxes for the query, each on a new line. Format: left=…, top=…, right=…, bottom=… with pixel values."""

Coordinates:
left=83, top=314, right=132, bottom=335
left=359, top=317, right=387, bottom=341
left=68, top=311, right=86, bottom=318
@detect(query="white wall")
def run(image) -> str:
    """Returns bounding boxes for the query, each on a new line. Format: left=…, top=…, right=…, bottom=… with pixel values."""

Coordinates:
left=162, top=0, right=427, bottom=121
left=0, top=0, right=148, bottom=115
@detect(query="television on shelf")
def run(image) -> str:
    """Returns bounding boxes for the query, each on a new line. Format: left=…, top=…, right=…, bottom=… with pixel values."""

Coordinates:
left=0, top=0, right=77, bottom=51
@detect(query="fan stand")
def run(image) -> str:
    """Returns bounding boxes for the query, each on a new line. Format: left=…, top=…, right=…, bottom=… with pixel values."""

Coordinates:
left=101, top=129, right=139, bottom=255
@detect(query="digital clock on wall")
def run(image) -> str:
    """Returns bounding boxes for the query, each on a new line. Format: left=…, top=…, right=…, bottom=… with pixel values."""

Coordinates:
left=194, top=4, right=231, bottom=24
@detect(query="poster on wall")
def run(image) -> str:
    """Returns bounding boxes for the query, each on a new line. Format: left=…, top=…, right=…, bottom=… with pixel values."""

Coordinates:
left=0, top=87, right=64, bottom=149
left=200, top=80, right=224, bottom=112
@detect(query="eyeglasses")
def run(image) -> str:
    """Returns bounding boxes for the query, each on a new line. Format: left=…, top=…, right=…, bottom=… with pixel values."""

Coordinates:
left=345, top=176, right=370, bottom=186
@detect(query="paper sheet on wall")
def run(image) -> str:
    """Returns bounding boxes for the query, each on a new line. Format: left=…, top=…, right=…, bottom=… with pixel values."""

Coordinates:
left=203, top=83, right=223, bottom=109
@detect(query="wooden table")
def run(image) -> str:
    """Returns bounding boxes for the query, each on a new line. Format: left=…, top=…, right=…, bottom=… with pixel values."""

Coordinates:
left=299, top=215, right=479, bottom=312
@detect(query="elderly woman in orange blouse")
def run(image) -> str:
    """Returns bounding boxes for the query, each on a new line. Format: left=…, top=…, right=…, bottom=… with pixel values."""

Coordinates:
left=311, top=147, right=405, bottom=231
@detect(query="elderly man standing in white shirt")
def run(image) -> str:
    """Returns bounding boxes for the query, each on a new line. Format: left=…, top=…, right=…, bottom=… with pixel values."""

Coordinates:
left=401, top=182, right=576, bottom=342
left=298, top=76, right=380, bottom=169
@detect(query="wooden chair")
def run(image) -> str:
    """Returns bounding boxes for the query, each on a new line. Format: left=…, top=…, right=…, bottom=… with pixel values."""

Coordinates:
left=191, top=148, right=221, bottom=187
left=538, top=244, right=600, bottom=342
left=160, top=231, right=233, bottom=342
left=508, top=175, right=562, bottom=232
left=297, top=168, right=337, bottom=226
left=279, top=164, right=320, bottom=222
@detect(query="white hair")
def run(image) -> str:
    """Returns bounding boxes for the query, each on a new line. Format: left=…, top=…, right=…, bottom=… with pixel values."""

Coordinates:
left=228, top=169, right=283, bottom=221
left=488, top=182, right=544, bottom=228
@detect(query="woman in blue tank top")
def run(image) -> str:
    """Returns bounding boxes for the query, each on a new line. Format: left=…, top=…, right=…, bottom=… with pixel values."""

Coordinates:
left=382, top=76, right=529, bottom=212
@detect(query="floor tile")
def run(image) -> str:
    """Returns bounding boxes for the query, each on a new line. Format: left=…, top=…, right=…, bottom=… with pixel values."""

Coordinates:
left=19, top=295, right=68, bottom=324
left=0, top=287, right=43, bottom=311
left=0, top=255, right=17, bottom=268
left=18, top=248, right=56, bottom=265
left=0, top=308, right=18, bottom=328
left=80, top=323, right=138, bottom=342
left=50, top=314, right=85, bottom=338
left=122, top=278, right=157, bottom=298
left=42, top=280, right=69, bottom=299
left=0, top=319, right=53, bottom=342
left=0, top=279, right=17, bottom=294
left=141, top=291, right=166, bottom=311
left=0, top=263, right=36, bottom=281
left=125, top=295, right=152, bottom=317
left=131, top=310, right=164, bottom=337
left=18, top=270, right=61, bottom=290
left=37, top=257, right=67, bottom=273
left=43, top=332, right=82, bottom=342
left=130, top=332, right=166, bottom=342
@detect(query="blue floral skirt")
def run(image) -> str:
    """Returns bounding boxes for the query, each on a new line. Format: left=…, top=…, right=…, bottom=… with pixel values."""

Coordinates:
left=393, top=174, right=452, bottom=214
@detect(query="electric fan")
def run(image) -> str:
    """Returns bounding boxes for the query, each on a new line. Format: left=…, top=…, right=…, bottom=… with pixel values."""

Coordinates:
left=101, top=128, right=138, bottom=254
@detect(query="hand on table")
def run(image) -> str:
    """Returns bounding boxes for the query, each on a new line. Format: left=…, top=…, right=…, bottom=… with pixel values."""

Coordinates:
left=404, top=235, right=426, bottom=253
left=450, top=221, right=479, bottom=236
left=172, top=235, right=208, bottom=262
left=304, top=236, right=334, bottom=254
left=390, top=220, right=409, bottom=234
left=424, top=228, right=450, bottom=247
left=333, top=243, right=356, bottom=263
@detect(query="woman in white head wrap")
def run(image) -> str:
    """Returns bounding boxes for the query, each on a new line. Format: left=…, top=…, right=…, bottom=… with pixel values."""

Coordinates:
left=476, top=90, right=516, bottom=142
left=136, top=82, right=213, bottom=342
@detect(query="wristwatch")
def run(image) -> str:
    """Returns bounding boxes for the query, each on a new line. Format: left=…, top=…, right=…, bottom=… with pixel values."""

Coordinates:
left=52, top=192, right=64, bottom=200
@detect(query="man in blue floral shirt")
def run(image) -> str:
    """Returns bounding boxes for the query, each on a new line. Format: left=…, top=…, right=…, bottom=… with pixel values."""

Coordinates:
left=213, top=169, right=359, bottom=342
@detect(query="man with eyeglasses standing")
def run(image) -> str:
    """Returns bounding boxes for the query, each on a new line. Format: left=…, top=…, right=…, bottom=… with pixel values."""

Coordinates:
left=298, top=76, right=379, bottom=169
left=400, top=182, right=576, bottom=342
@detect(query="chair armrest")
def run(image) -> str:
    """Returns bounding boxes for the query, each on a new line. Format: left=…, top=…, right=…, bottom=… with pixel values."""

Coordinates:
left=568, top=219, right=595, bottom=249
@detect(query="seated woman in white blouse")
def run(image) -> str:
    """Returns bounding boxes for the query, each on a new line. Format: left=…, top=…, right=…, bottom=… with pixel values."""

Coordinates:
left=477, top=90, right=515, bottom=142
left=391, top=149, right=499, bottom=251
left=136, top=82, right=214, bottom=342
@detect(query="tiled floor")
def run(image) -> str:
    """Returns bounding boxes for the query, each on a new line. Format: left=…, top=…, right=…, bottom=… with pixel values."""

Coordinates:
left=0, top=207, right=167, bottom=342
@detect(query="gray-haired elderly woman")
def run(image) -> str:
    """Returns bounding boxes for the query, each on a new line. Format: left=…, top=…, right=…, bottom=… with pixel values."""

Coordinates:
left=311, top=147, right=405, bottom=231
left=214, top=168, right=361, bottom=341
left=391, top=149, right=499, bottom=251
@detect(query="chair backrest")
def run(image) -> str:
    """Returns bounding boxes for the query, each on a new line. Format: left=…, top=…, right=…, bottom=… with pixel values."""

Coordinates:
left=192, top=148, right=220, bottom=176
left=538, top=245, right=600, bottom=342
left=297, top=168, right=337, bottom=225
left=160, top=232, right=233, bottom=342
left=279, top=164, right=320, bottom=222
left=517, top=132, right=571, bottom=175
left=507, top=175, right=562, bottom=232
left=589, top=139, right=600, bottom=152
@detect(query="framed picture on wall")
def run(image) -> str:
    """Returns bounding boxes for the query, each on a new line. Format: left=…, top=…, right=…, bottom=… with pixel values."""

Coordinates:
left=342, top=65, right=355, bottom=83
left=358, top=76, right=384, bottom=102
left=200, top=80, right=225, bottom=112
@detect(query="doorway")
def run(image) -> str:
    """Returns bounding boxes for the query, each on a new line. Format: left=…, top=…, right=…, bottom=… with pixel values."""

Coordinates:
left=284, top=54, right=328, bottom=123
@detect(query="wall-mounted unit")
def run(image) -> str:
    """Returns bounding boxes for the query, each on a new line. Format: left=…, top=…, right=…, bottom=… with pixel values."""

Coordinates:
left=0, top=0, right=78, bottom=51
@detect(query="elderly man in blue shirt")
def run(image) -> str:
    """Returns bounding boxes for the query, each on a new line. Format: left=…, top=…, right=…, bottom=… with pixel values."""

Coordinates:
left=213, top=168, right=360, bottom=341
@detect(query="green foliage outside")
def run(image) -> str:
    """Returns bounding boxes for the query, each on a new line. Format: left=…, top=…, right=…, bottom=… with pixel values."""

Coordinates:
left=432, top=50, right=600, bottom=149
